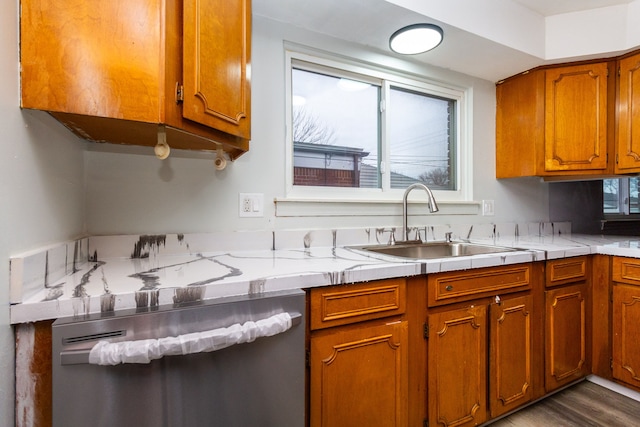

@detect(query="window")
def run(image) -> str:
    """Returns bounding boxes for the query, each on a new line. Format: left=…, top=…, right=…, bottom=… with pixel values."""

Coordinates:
left=285, top=51, right=470, bottom=202
left=604, top=177, right=640, bottom=215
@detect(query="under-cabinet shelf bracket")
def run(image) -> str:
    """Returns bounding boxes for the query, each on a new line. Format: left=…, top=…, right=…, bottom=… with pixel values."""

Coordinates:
left=154, top=126, right=170, bottom=160
left=214, top=147, right=228, bottom=170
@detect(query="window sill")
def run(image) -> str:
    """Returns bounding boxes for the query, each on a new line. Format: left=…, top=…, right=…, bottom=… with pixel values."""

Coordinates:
left=274, top=198, right=481, bottom=217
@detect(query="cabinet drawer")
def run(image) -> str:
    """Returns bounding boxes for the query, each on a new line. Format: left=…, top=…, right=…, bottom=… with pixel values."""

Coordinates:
left=546, top=256, right=588, bottom=288
left=427, top=264, right=531, bottom=307
left=309, top=279, right=406, bottom=330
left=612, top=256, right=640, bottom=285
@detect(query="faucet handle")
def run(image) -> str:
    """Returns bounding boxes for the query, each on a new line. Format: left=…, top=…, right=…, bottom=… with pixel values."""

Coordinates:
left=389, top=229, right=396, bottom=245
left=445, top=232, right=453, bottom=243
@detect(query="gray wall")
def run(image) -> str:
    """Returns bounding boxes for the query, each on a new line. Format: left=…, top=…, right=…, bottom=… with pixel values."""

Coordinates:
left=0, top=10, right=554, bottom=426
left=1, top=2, right=86, bottom=425
left=85, top=16, right=551, bottom=235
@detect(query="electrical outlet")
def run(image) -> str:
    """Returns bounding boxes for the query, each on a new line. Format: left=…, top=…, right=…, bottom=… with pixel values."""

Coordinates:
left=239, top=193, right=264, bottom=217
left=482, top=200, right=495, bottom=216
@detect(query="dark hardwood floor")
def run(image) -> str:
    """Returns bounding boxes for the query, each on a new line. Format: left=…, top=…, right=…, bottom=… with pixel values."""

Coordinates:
left=489, top=380, right=640, bottom=426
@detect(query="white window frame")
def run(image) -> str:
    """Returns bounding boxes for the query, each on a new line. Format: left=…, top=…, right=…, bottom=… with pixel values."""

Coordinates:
left=284, top=48, right=473, bottom=204
left=604, top=177, right=638, bottom=216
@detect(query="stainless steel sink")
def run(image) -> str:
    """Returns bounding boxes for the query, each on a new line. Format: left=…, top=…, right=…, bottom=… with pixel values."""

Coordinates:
left=352, top=241, right=519, bottom=260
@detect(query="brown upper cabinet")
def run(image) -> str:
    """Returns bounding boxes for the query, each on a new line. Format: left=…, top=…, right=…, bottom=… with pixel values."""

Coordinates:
left=617, top=53, right=640, bottom=172
left=20, top=0, right=251, bottom=160
left=497, top=51, right=640, bottom=178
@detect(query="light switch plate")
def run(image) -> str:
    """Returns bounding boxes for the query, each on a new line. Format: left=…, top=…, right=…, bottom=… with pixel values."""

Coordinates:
left=239, top=193, right=264, bottom=217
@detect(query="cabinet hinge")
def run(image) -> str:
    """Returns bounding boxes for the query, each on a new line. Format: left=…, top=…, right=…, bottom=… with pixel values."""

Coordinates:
left=306, top=350, right=310, bottom=368
left=424, top=323, right=429, bottom=339
left=424, top=419, right=429, bottom=427
left=611, top=357, right=614, bottom=370
left=175, top=82, right=184, bottom=103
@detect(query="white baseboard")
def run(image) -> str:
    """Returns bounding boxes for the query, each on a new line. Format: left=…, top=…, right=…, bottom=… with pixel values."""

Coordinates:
left=587, top=375, right=640, bottom=402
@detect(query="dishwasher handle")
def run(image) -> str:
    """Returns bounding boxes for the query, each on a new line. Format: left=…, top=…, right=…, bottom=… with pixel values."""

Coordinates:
left=61, top=312, right=301, bottom=366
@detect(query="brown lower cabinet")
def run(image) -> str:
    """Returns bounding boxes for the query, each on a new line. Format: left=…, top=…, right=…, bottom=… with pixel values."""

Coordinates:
left=426, top=264, right=540, bottom=427
left=489, top=295, right=536, bottom=418
left=612, top=256, right=640, bottom=392
left=307, top=259, right=600, bottom=427
left=428, top=304, right=489, bottom=426
left=544, top=283, right=590, bottom=391
left=544, top=257, right=592, bottom=392
left=427, top=294, right=536, bottom=426
left=307, top=278, right=410, bottom=427
left=309, top=320, right=409, bottom=426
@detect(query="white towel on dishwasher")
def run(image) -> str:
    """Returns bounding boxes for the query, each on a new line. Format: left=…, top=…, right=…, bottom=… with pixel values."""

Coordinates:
left=88, top=312, right=293, bottom=365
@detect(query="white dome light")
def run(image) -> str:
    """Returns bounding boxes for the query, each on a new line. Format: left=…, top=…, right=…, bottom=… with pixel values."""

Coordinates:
left=389, top=24, right=443, bottom=55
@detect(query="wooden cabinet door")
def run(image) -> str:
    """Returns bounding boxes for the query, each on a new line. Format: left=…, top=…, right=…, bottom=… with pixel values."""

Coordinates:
left=544, top=63, right=609, bottom=172
left=495, top=69, right=545, bottom=178
left=612, top=284, right=640, bottom=389
left=545, top=284, right=589, bottom=391
left=20, top=0, right=163, bottom=122
left=616, top=53, right=640, bottom=172
left=489, top=295, right=533, bottom=418
left=309, top=320, right=408, bottom=427
left=183, top=0, right=251, bottom=140
left=428, top=306, right=487, bottom=427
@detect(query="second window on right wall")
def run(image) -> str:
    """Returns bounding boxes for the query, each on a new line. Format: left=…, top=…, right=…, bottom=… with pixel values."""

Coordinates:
left=604, top=177, right=639, bottom=215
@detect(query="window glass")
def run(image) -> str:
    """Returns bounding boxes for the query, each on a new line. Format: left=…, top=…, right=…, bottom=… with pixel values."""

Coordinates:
left=388, top=86, right=455, bottom=190
left=603, top=177, right=639, bottom=214
left=287, top=54, right=467, bottom=201
left=603, top=178, right=620, bottom=214
left=291, top=68, right=380, bottom=188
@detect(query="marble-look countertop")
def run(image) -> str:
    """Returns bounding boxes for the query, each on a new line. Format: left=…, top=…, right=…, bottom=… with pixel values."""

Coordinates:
left=9, top=222, right=640, bottom=324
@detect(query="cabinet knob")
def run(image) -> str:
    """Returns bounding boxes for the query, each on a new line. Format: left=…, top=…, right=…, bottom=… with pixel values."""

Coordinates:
left=445, top=285, right=454, bottom=291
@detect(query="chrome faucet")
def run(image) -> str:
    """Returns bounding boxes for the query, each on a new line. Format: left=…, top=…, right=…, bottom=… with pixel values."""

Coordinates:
left=402, top=183, right=439, bottom=242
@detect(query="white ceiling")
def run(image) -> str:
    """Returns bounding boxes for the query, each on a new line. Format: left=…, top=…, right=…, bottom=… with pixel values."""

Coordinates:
left=514, top=0, right=633, bottom=16
left=253, top=0, right=639, bottom=81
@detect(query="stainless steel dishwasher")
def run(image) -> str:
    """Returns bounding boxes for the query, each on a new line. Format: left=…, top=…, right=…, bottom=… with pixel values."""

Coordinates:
left=52, top=290, right=305, bottom=427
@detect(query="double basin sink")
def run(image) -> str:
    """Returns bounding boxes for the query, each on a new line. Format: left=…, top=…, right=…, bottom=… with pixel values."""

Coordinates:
left=352, top=240, right=520, bottom=260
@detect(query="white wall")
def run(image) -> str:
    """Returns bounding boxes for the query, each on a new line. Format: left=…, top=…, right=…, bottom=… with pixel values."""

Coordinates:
left=1, top=1, right=86, bottom=425
left=85, top=16, right=550, bottom=235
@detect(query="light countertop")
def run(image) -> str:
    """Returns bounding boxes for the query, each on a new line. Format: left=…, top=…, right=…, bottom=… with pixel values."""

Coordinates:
left=9, top=222, right=640, bottom=324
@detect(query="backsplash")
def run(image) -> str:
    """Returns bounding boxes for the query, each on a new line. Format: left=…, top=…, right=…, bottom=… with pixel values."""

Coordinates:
left=88, top=221, right=571, bottom=259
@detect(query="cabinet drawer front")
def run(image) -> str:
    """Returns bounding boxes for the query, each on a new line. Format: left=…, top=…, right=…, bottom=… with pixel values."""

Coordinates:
left=428, top=264, right=531, bottom=307
left=546, top=256, right=588, bottom=288
left=309, top=279, right=406, bottom=330
left=612, top=257, right=640, bottom=285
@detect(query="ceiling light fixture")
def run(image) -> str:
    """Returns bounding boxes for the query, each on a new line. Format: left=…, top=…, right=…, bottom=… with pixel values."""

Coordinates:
left=389, top=23, right=443, bottom=55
